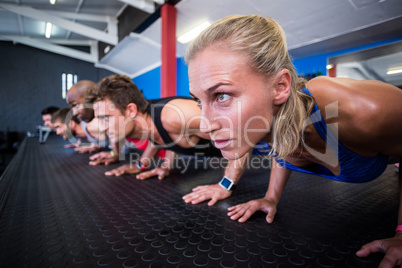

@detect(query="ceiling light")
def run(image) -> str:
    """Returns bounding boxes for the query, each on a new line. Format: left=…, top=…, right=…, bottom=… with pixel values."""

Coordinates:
left=49, top=0, right=56, bottom=4
left=387, top=68, right=402, bottom=75
left=326, top=64, right=334, bottom=70
left=177, top=21, right=211, bottom=44
left=104, top=45, right=111, bottom=54
left=45, top=22, right=52, bottom=38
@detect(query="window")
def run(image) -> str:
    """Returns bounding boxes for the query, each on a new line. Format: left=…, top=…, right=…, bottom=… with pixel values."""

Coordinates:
left=62, top=73, right=78, bottom=99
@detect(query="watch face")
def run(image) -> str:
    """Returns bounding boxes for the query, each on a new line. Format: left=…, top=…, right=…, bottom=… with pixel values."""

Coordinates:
left=221, top=178, right=232, bottom=189
left=219, top=177, right=234, bottom=190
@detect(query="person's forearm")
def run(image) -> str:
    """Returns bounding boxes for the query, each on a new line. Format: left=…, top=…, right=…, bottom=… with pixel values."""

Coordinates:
left=223, top=153, right=250, bottom=183
left=264, top=159, right=292, bottom=204
left=138, top=141, right=159, bottom=167
left=112, top=141, right=121, bottom=158
left=161, top=151, right=177, bottom=170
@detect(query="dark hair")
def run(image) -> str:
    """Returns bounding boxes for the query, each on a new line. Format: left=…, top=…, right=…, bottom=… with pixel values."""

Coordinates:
left=41, top=106, right=60, bottom=115
left=51, top=108, right=80, bottom=124
left=90, top=75, right=149, bottom=114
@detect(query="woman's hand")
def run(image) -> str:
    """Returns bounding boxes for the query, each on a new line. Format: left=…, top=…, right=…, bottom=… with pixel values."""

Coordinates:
left=227, top=198, right=277, bottom=223
left=104, top=164, right=142, bottom=176
left=356, top=232, right=402, bottom=268
left=89, top=151, right=118, bottom=166
left=136, top=167, right=170, bottom=180
left=183, top=184, right=232, bottom=206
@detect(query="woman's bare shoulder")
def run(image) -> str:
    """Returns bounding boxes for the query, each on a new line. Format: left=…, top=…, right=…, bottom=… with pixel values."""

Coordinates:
left=306, top=76, right=402, bottom=155
left=306, top=76, right=400, bottom=105
left=307, top=76, right=401, bottom=115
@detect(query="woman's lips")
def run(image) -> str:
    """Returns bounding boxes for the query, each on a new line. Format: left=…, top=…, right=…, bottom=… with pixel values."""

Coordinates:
left=213, top=139, right=233, bottom=149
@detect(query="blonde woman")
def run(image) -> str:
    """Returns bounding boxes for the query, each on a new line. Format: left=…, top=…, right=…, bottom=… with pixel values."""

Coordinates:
left=185, top=15, right=402, bottom=267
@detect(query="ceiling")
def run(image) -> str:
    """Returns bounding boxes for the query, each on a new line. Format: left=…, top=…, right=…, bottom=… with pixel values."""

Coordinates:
left=1, top=0, right=402, bottom=84
left=336, top=49, right=402, bottom=86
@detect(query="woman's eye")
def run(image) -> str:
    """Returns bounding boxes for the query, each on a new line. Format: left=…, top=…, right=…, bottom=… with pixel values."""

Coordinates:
left=217, top=93, right=229, bottom=102
left=196, top=99, right=202, bottom=107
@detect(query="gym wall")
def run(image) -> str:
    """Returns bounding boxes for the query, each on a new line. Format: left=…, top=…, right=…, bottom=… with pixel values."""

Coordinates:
left=0, top=41, right=115, bottom=135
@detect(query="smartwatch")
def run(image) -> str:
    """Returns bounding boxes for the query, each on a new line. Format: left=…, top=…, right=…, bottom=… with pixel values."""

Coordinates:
left=218, top=176, right=236, bottom=191
left=136, top=160, right=147, bottom=170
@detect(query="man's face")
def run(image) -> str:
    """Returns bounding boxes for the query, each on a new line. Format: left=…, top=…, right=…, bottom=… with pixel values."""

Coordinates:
left=67, top=88, right=94, bottom=122
left=53, top=121, right=68, bottom=140
left=42, top=114, right=55, bottom=130
left=94, top=98, right=134, bottom=144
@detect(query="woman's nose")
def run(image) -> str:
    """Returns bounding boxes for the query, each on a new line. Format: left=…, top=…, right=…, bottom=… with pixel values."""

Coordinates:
left=200, top=107, right=220, bottom=134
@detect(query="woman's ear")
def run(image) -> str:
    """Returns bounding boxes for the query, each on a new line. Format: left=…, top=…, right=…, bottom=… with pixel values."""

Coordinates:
left=125, top=103, right=138, bottom=118
left=273, top=69, right=291, bottom=105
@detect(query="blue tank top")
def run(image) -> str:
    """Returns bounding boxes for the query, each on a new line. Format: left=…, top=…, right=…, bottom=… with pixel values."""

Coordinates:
left=253, top=88, right=389, bottom=183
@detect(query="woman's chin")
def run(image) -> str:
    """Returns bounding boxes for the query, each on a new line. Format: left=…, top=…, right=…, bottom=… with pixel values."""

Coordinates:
left=220, top=148, right=248, bottom=160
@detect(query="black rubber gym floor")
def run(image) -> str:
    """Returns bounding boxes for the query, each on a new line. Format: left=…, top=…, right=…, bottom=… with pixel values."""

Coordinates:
left=0, top=136, right=399, bottom=267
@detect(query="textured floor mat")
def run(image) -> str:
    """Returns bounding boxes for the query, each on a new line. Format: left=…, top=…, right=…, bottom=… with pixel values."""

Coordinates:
left=0, top=136, right=398, bottom=267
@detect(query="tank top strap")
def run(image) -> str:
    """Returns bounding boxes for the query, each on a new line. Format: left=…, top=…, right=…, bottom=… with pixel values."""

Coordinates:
left=301, top=88, right=339, bottom=154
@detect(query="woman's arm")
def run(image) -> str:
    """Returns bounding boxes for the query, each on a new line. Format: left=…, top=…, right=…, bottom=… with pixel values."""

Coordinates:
left=266, top=159, right=292, bottom=205
left=183, top=153, right=250, bottom=206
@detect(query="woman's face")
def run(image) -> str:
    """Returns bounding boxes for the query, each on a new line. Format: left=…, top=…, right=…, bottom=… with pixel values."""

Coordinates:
left=188, top=46, right=276, bottom=159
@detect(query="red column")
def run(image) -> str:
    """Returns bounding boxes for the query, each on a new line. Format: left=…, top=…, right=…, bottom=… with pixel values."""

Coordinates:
left=328, top=64, right=336, bottom=77
left=161, top=4, right=177, bottom=97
